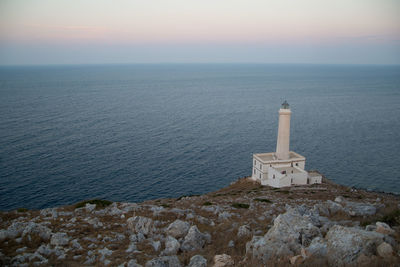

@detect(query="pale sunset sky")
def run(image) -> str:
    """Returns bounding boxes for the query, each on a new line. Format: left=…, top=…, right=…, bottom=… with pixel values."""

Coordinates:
left=0, top=0, right=399, bottom=65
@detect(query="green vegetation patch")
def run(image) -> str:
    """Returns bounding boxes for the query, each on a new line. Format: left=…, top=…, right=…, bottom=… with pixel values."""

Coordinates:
left=361, top=209, right=400, bottom=227
left=232, top=203, right=250, bottom=209
left=381, top=209, right=400, bottom=226
left=17, top=208, right=28, bottom=212
left=254, top=198, right=272, bottom=203
left=203, top=201, right=213, bottom=206
left=161, top=203, right=171, bottom=208
left=75, top=199, right=112, bottom=209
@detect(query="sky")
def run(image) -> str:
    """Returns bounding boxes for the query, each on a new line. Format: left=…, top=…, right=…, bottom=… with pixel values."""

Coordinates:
left=0, top=0, right=399, bottom=65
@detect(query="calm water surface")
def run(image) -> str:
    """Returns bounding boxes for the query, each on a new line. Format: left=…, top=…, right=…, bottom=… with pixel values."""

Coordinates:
left=0, top=64, right=399, bottom=210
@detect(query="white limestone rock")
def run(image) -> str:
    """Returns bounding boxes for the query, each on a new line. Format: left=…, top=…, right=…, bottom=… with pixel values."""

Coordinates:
left=16, top=247, right=27, bottom=253
left=85, top=203, right=96, bottom=213
left=218, top=212, right=232, bottom=220
left=326, top=225, right=385, bottom=265
left=109, top=206, right=123, bottom=216
left=50, top=232, right=70, bottom=246
left=1, top=221, right=28, bottom=240
left=375, top=222, right=395, bottom=236
left=166, top=220, right=190, bottom=239
left=188, top=255, right=207, bottom=267
left=325, top=200, right=344, bottom=215
left=152, top=240, right=161, bottom=252
left=343, top=201, right=376, bottom=216
left=246, top=205, right=321, bottom=263
left=304, top=237, right=327, bottom=257
left=40, top=208, right=58, bottom=218
left=181, top=226, right=208, bottom=252
left=237, top=225, right=251, bottom=238
left=213, top=254, right=234, bottom=267
left=163, top=236, right=180, bottom=255
left=376, top=242, right=393, bottom=258
left=21, top=222, right=52, bottom=241
left=128, top=259, right=143, bottom=267
left=127, top=216, right=153, bottom=237
left=71, top=239, right=83, bottom=250
left=126, top=242, right=138, bottom=253
left=145, top=255, right=181, bottom=267
left=98, top=247, right=113, bottom=261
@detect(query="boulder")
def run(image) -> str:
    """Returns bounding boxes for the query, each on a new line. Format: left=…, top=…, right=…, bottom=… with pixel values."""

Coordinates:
left=375, top=222, right=395, bottom=236
left=40, top=208, right=58, bottom=218
left=36, top=244, right=54, bottom=256
left=334, top=196, right=344, bottom=203
left=50, top=232, right=70, bottom=246
left=109, top=206, right=123, bottom=216
left=0, top=222, right=28, bottom=240
left=145, top=256, right=181, bottom=267
left=128, top=259, right=143, bottom=267
left=213, top=254, right=234, bottom=267
left=163, top=236, right=180, bottom=255
left=22, top=222, right=52, bottom=240
left=71, top=239, right=83, bottom=250
left=85, top=203, right=96, bottom=213
left=218, top=212, right=232, bottom=220
left=376, top=242, right=393, bottom=258
left=325, top=200, right=344, bottom=215
left=166, top=220, right=190, bottom=239
left=98, top=247, right=113, bottom=261
left=188, top=255, right=207, bottom=267
left=152, top=240, right=161, bottom=251
left=127, top=216, right=153, bottom=237
left=237, top=225, right=251, bottom=238
left=181, top=226, right=208, bottom=252
left=246, top=205, right=321, bottom=263
left=343, top=201, right=376, bottom=217
left=326, top=225, right=385, bottom=265
left=304, top=237, right=327, bottom=257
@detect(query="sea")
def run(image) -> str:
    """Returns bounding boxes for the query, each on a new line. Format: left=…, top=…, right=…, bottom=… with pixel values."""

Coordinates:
left=0, top=64, right=399, bottom=211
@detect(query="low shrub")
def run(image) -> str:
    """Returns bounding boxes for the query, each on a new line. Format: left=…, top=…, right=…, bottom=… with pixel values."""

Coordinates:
left=203, top=201, right=212, bottom=206
left=381, top=209, right=400, bottom=226
left=232, top=203, right=249, bottom=209
left=17, top=208, right=28, bottom=212
left=75, top=199, right=112, bottom=209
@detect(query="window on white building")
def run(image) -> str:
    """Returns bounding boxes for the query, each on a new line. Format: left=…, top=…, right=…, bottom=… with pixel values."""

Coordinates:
left=259, top=173, right=261, bottom=179
left=254, top=169, right=256, bottom=174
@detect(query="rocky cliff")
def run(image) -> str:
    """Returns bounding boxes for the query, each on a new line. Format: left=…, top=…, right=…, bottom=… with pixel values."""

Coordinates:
left=1, top=177, right=400, bottom=266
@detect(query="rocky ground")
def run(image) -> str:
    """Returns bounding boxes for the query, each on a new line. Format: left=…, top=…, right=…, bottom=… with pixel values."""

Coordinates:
left=1, top=176, right=400, bottom=266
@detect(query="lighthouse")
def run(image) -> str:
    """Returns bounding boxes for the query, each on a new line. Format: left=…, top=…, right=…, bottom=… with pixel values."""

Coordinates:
left=251, top=101, right=322, bottom=187
left=276, top=100, right=291, bottom=160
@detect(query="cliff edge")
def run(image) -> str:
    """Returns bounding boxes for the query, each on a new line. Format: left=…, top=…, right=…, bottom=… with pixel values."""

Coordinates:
left=1, top=176, right=400, bottom=266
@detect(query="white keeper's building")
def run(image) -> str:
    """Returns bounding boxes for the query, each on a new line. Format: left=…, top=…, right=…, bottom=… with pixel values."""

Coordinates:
left=251, top=101, right=322, bottom=187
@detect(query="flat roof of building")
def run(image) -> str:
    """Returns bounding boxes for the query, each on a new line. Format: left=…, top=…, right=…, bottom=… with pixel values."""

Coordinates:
left=253, top=151, right=305, bottom=163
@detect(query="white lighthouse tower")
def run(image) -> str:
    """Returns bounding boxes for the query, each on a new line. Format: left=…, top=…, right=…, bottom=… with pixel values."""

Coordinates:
left=251, top=101, right=322, bottom=187
left=276, top=100, right=291, bottom=160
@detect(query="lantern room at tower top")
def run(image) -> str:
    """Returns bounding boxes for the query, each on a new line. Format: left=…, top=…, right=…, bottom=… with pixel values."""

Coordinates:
left=251, top=101, right=322, bottom=187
